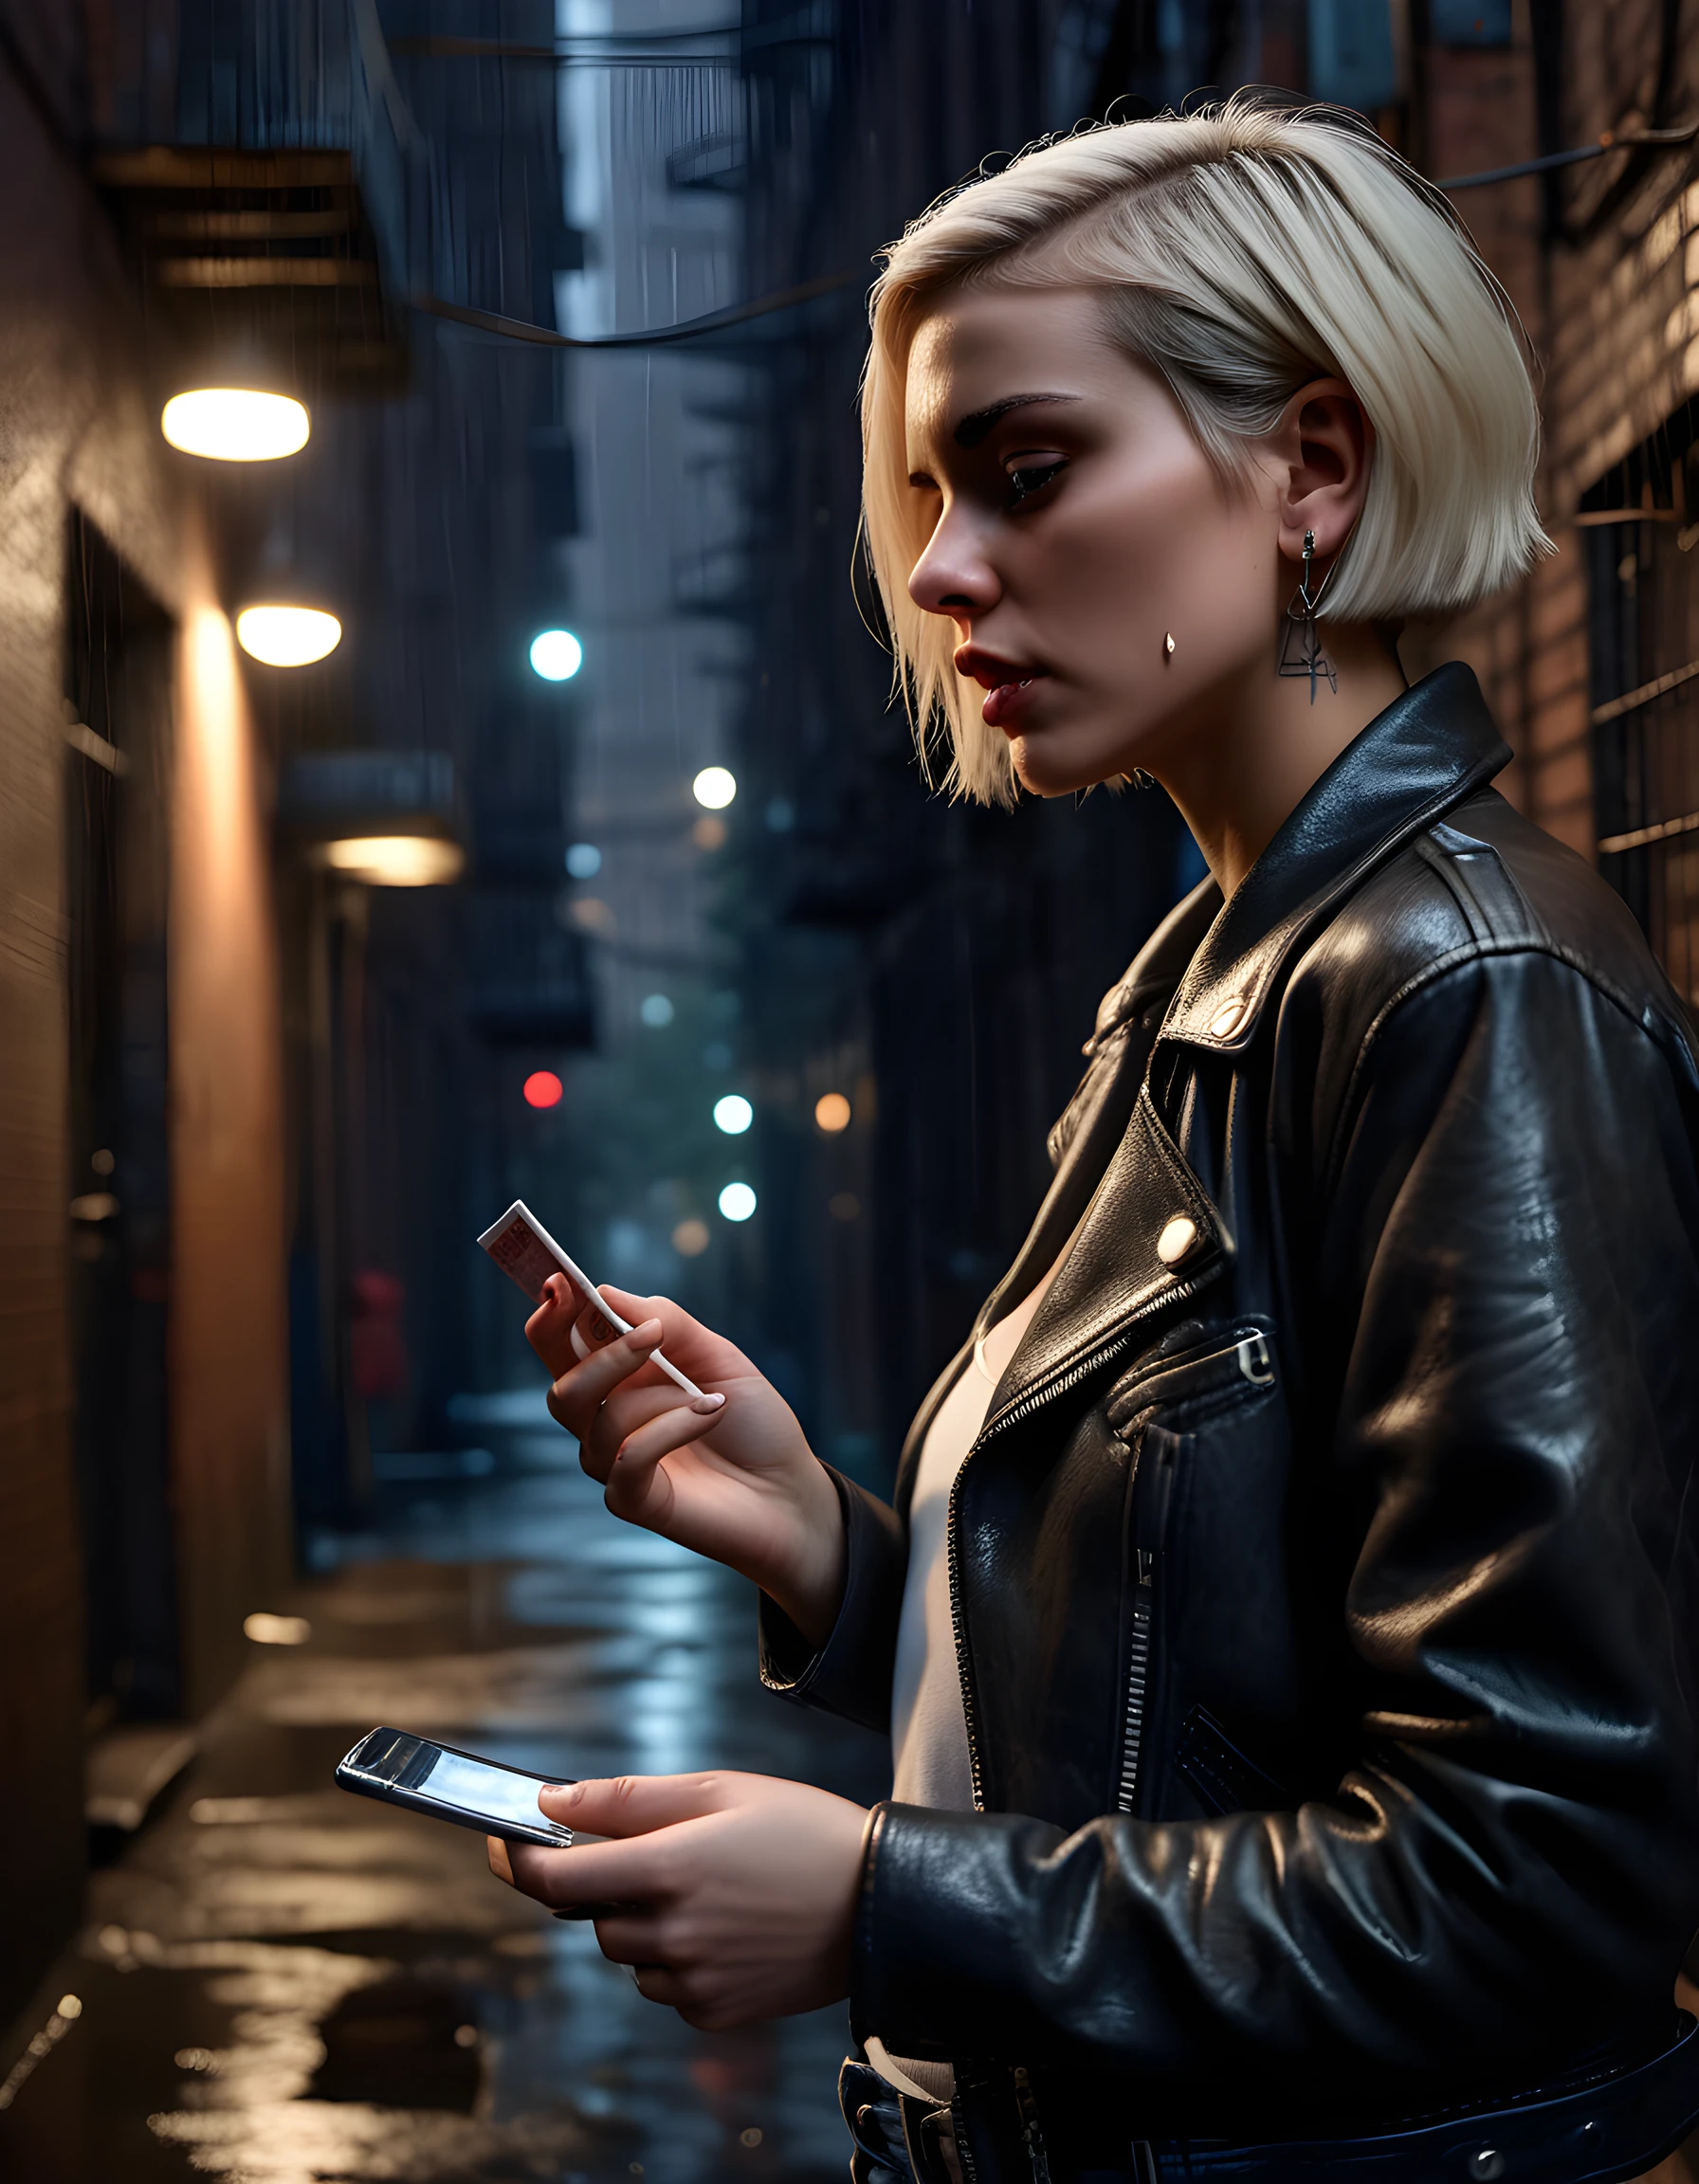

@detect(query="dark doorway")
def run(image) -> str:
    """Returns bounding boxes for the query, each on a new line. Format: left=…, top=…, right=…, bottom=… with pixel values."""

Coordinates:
left=64, top=511, right=179, bottom=1722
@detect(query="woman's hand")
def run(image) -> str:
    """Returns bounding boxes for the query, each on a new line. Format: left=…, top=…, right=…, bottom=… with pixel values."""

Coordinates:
left=486, top=1772, right=868, bottom=2030
left=526, top=1275, right=844, bottom=1643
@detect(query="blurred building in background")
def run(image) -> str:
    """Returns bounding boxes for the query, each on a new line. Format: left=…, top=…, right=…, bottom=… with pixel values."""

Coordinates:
left=5, top=0, right=1699, bottom=2084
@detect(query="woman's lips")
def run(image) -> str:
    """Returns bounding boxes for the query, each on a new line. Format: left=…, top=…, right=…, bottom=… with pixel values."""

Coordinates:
left=982, top=674, right=1047, bottom=729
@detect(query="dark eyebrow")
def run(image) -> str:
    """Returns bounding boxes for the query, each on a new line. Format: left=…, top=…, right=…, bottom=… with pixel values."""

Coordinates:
left=952, top=391, right=1080, bottom=448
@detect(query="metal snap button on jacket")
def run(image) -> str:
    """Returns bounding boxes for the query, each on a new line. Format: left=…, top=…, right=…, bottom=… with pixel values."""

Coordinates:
left=1208, top=996, right=1247, bottom=1037
left=1157, top=1214, right=1198, bottom=1266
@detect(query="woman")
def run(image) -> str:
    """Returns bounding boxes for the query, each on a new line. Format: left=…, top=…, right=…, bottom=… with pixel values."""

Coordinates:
left=491, top=100, right=1699, bottom=2182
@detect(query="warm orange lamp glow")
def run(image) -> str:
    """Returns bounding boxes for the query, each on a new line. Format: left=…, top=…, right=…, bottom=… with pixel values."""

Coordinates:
left=236, top=604, right=342, bottom=666
left=162, top=388, right=310, bottom=461
left=320, top=836, right=464, bottom=887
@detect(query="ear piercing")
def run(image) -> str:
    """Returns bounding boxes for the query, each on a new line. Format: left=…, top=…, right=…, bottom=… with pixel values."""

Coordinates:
left=1163, top=631, right=1176, bottom=659
left=1279, top=525, right=1340, bottom=701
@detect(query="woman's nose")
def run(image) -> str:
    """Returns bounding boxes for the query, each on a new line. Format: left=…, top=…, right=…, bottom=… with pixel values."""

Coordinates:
left=908, top=512, right=1000, bottom=621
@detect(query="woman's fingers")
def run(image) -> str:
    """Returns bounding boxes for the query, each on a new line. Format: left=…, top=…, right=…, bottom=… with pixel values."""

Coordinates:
left=504, top=1831, right=678, bottom=1910
left=486, top=1835, right=515, bottom=1884
left=537, top=1772, right=731, bottom=1837
left=524, top=1272, right=594, bottom=1378
left=545, top=1317, right=666, bottom=1439
left=601, top=1400, right=725, bottom=1524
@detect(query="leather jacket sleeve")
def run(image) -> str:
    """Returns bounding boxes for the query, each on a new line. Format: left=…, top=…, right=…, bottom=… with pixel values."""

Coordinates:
left=758, top=1464, right=906, bottom=1735
left=851, top=950, right=1699, bottom=2092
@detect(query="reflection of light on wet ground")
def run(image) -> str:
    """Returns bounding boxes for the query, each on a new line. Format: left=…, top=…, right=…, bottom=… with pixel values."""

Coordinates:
left=149, top=2102, right=600, bottom=2184
left=2, top=1405, right=886, bottom=2180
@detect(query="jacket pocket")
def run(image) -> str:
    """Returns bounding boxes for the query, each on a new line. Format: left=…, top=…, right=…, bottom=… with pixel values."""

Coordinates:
left=1111, top=1325, right=1281, bottom=1817
left=1105, top=1322, right=1276, bottom=1436
left=1175, top=1702, right=1292, bottom=1815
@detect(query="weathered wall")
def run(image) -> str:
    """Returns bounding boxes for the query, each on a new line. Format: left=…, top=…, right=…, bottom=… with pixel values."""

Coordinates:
left=0, top=7, right=290, bottom=2025
left=170, top=590, right=293, bottom=1718
left=1435, top=2, right=1699, bottom=862
left=0, top=13, right=177, bottom=2035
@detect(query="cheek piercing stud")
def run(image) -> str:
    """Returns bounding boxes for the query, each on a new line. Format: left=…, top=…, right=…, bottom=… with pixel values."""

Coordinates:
left=1163, top=631, right=1176, bottom=659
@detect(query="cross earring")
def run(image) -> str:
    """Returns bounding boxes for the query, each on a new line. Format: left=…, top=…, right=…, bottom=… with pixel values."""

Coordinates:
left=1278, top=528, right=1338, bottom=701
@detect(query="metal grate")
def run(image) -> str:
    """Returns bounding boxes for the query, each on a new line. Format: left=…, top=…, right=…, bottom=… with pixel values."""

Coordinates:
left=1585, top=397, right=1699, bottom=1003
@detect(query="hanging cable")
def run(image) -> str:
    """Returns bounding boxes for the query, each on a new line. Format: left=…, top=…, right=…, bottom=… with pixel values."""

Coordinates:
left=1439, top=118, right=1699, bottom=192
left=413, top=269, right=858, bottom=349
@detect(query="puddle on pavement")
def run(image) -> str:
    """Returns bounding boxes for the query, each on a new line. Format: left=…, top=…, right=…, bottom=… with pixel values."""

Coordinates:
left=1, top=1435, right=886, bottom=2181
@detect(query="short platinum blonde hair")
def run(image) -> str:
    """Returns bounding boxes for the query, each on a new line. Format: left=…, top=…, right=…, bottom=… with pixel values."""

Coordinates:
left=860, top=98, right=1550, bottom=804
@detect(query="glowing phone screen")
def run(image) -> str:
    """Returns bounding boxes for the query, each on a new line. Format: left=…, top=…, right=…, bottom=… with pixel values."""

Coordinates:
left=420, top=1749, right=563, bottom=1833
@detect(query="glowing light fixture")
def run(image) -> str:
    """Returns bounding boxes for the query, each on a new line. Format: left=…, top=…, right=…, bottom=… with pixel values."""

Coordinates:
left=693, top=765, right=736, bottom=810
left=244, top=1612, right=312, bottom=1646
left=814, top=1092, right=851, bottom=1133
left=672, top=1217, right=711, bottom=1257
left=719, top=1181, right=758, bottom=1222
left=162, top=388, right=310, bottom=462
left=523, top=1070, right=564, bottom=1109
left=713, top=1094, right=753, bottom=1135
left=237, top=604, right=342, bottom=666
left=530, top=628, right=583, bottom=682
left=564, top=842, right=602, bottom=878
left=321, top=835, right=465, bottom=886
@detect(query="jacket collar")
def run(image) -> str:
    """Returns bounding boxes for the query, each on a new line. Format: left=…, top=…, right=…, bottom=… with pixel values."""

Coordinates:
left=1162, top=663, right=1510, bottom=1051
left=972, top=664, right=1509, bottom=1438
left=894, top=879, right=1221, bottom=1498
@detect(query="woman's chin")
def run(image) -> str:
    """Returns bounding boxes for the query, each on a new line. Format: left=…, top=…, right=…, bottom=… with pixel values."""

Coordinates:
left=1009, top=735, right=1128, bottom=802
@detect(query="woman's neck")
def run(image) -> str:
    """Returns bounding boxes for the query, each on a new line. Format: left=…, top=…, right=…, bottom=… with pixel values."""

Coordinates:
left=1153, top=623, right=1408, bottom=901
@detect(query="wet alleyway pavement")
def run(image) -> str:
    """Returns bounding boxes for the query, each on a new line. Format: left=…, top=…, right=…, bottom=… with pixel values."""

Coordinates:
left=0, top=1394, right=889, bottom=2184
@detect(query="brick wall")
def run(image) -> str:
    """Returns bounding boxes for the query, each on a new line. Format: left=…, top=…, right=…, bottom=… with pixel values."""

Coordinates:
left=1431, top=3, right=1699, bottom=865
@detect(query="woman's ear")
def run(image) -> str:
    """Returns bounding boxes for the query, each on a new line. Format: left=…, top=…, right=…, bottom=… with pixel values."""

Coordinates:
left=1269, top=376, right=1374, bottom=568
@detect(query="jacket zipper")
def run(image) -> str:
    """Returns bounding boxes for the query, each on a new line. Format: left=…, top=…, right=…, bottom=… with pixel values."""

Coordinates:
left=947, top=1318, right=1276, bottom=1811
left=942, top=1277, right=1225, bottom=1811
left=1012, top=2065, right=1052, bottom=2184
left=1116, top=1548, right=1155, bottom=1814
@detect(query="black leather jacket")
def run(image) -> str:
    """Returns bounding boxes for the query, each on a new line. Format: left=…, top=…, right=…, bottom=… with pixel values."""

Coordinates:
left=763, top=667, right=1699, bottom=2170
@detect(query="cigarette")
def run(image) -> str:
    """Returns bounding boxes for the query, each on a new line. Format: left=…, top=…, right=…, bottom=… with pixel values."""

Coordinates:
left=477, top=1200, right=705, bottom=1401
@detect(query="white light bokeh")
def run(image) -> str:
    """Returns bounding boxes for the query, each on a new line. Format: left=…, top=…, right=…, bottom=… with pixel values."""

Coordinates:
left=530, top=628, right=583, bottom=681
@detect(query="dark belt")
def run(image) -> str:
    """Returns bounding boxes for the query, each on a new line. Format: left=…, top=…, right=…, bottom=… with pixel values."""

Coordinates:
left=841, top=2013, right=1699, bottom=2184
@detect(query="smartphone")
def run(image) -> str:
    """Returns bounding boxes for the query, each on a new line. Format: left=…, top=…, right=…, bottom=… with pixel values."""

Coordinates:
left=336, top=1725, right=575, bottom=1848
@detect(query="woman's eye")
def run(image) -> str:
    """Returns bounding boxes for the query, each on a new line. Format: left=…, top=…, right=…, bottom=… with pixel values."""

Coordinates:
left=1006, top=458, right=1067, bottom=506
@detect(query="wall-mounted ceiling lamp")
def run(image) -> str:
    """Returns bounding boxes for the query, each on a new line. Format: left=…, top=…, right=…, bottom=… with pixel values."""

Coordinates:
left=530, top=628, right=583, bottom=682
left=237, top=604, right=342, bottom=665
left=161, top=388, right=310, bottom=461
left=320, top=835, right=465, bottom=886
